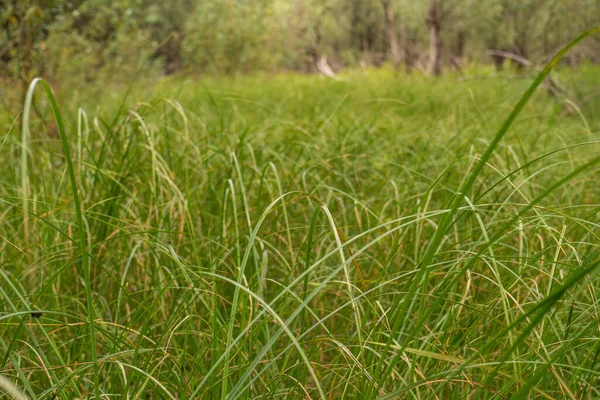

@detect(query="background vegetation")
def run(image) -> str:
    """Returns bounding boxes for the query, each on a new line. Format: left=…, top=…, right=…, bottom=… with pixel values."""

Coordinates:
left=2, top=1, right=600, bottom=399
left=3, top=1, right=600, bottom=98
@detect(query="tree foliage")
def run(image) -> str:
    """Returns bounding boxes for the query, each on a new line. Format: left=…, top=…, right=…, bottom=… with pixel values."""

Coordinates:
left=1, top=0, right=599, bottom=87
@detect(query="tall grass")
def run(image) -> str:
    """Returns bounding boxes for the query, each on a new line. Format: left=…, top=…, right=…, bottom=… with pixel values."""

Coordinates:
left=2, top=30, right=600, bottom=399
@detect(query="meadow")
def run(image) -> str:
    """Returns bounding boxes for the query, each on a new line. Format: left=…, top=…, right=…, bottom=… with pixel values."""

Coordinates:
left=1, top=60, right=600, bottom=399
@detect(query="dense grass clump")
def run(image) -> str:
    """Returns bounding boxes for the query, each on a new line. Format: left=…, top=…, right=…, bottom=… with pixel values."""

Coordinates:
left=2, top=53, right=600, bottom=398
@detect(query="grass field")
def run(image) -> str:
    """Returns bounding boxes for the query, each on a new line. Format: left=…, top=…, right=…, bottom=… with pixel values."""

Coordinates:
left=1, top=62, right=600, bottom=399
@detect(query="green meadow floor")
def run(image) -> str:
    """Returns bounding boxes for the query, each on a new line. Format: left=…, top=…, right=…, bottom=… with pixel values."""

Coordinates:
left=1, top=67, right=600, bottom=398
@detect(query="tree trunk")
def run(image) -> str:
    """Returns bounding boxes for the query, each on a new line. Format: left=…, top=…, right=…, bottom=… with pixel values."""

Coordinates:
left=400, top=23, right=414, bottom=73
left=381, top=0, right=400, bottom=69
left=427, top=0, right=442, bottom=76
left=450, top=30, right=466, bottom=70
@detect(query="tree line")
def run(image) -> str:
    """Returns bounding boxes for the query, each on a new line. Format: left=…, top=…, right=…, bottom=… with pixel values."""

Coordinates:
left=2, top=0, right=600, bottom=93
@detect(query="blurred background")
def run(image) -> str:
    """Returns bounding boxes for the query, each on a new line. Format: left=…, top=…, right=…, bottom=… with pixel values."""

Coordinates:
left=2, top=0, right=600, bottom=110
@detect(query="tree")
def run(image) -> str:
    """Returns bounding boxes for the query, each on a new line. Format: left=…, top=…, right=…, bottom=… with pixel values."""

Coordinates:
left=340, top=0, right=384, bottom=65
left=426, top=0, right=443, bottom=75
left=380, top=0, right=400, bottom=69
left=424, top=0, right=479, bottom=75
left=0, top=0, right=76, bottom=106
left=138, top=0, right=196, bottom=74
left=182, top=0, right=277, bottom=75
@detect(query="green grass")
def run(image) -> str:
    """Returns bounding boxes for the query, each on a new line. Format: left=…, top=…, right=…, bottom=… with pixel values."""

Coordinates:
left=3, top=39, right=600, bottom=398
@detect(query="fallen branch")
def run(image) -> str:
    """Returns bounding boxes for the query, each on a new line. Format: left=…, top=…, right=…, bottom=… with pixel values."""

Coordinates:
left=316, top=55, right=342, bottom=80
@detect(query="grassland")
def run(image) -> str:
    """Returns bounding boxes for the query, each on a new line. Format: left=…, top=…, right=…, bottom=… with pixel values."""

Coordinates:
left=1, top=63, right=600, bottom=399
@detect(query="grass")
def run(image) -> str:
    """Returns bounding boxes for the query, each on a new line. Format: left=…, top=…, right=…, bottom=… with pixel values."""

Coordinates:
left=2, top=35, right=600, bottom=398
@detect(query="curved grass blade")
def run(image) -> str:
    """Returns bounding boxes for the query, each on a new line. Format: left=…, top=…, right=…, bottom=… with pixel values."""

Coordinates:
left=21, top=78, right=99, bottom=398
